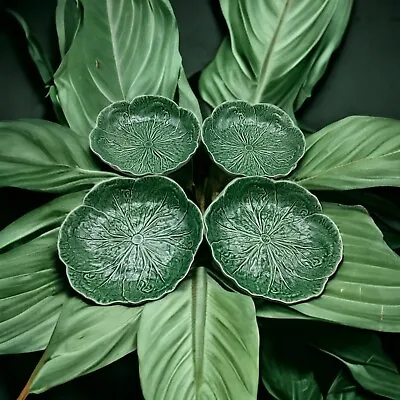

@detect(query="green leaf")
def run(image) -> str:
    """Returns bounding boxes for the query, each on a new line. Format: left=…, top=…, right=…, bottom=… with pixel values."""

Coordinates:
left=176, top=67, right=202, bottom=122
left=305, top=323, right=400, bottom=399
left=199, top=0, right=349, bottom=116
left=0, top=120, right=115, bottom=193
left=256, top=301, right=315, bottom=320
left=89, top=95, right=201, bottom=176
left=204, top=177, right=342, bottom=303
left=292, top=203, right=400, bottom=332
left=59, top=177, right=203, bottom=305
left=20, top=296, right=142, bottom=396
left=292, top=116, right=400, bottom=190
left=293, top=0, right=353, bottom=110
left=56, top=0, right=83, bottom=58
left=0, top=191, right=87, bottom=251
left=0, top=229, right=67, bottom=353
left=54, top=0, right=182, bottom=136
left=202, top=101, right=305, bottom=177
left=314, top=190, right=400, bottom=250
left=327, top=370, right=373, bottom=400
left=137, top=267, right=259, bottom=400
left=260, top=329, right=323, bottom=400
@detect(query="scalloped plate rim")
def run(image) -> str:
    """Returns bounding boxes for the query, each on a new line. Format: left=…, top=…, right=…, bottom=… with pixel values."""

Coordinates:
left=201, top=100, right=306, bottom=178
left=203, top=176, right=343, bottom=305
left=57, top=175, right=204, bottom=306
left=89, top=95, right=202, bottom=177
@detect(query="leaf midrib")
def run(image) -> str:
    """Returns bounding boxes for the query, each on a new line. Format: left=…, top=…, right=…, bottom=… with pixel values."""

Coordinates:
left=192, top=267, right=207, bottom=396
left=106, top=0, right=125, bottom=98
left=252, top=0, right=291, bottom=103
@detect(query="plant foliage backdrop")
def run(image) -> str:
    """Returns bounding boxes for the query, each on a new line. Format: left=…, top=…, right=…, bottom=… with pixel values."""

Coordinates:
left=1, top=1, right=400, bottom=399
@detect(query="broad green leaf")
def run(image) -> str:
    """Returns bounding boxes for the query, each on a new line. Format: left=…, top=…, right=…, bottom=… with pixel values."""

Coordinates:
left=21, top=296, right=142, bottom=395
left=0, top=191, right=86, bottom=251
left=176, top=67, right=202, bottom=122
left=293, top=1, right=353, bottom=110
left=314, top=190, right=400, bottom=250
left=199, top=0, right=348, bottom=116
left=292, top=116, right=400, bottom=190
left=89, top=96, right=201, bottom=176
left=292, top=203, right=400, bottom=332
left=202, top=101, right=305, bottom=177
left=56, top=0, right=83, bottom=58
left=327, top=370, right=373, bottom=400
left=137, top=267, right=259, bottom=400
left=305, top=323, right=400, bottom=399
left=0, top=120, right=115, bottom=193
left=54, top=0, right=182, bottom=136
left=0, top=229, right=67, bottom=353
left=205, top=177, right=342, bottom=303
left=260, top=329, right=323, bottom=400
left=59, top=177, right=203, bottom=305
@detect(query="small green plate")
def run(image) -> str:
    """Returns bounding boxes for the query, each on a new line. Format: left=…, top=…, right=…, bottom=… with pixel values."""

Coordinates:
left=90, top=95, right=201, bottom=176
left=204, top=177, right=342, bottom=304
left=58, top=177, right=203, bottom=305
left=202, top=101, right=305, bottom=177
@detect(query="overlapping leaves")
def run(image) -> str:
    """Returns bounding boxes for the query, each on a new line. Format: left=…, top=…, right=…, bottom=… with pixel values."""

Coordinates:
left=138, top=267, right=259, bottom=400
left=199, top=0, right=353, bottom=117
left=2, top=0, right=400, bottom=399
left=54, top=0, right=183, bottom=136
left=292, top=203, right=400, bottom=332
left=0, top=120, right=114, bottom=193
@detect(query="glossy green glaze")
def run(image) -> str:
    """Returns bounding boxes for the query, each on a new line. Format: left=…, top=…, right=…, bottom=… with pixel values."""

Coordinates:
left=202, top=101, right=305, bottom=177
left=90, top=95, right=201, bottom=176
left=58, top=177, right=203, bottom=305
left=204, top=177, right=342, bottom=304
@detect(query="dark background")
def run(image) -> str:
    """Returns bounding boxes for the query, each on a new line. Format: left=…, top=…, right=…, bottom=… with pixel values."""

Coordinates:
left=0, top=0, right=399, bottom=398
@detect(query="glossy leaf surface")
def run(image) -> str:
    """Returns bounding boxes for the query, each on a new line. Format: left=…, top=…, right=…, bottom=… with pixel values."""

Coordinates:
left=54, top=0, right=182, bottom=136
left=293, top=116, right=400, bottom=190
left=202, top=101, right=305, bottom=177
left=204, top=177, right=342, bottom=303
left=0, top=229, right=66, bottom=353
left=293, top=1, right=353, bottom=110
left=58, top=177, right=203, bottom=305
left=55, top=0, right=82, bottom=58
left=27, top=296, right=142, bottom=394
left=90, top=96, right=200, bottom=176
left=0, top=191, right=87, bottom=251
left=138, top=267, right=259, bottom=400
left=292, top=203, right=400, bottom=332
left=0, top=120, right=114, bottom=193
left=199, top=0, right=350, bottom=116
left=315, top=190, right=400, bottom=251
